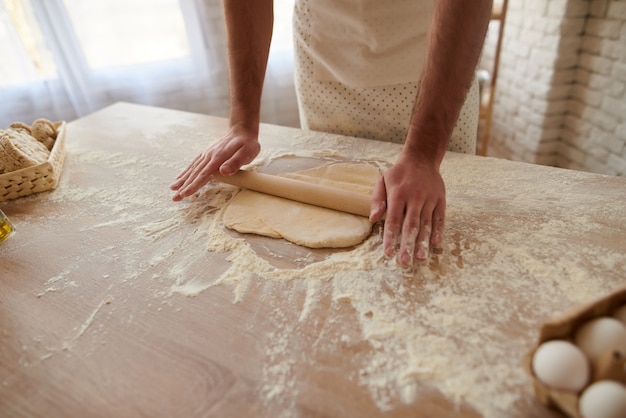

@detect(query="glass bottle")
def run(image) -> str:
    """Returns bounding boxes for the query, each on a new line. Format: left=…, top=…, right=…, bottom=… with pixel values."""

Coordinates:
left=0, top=209, right=15, bottom=243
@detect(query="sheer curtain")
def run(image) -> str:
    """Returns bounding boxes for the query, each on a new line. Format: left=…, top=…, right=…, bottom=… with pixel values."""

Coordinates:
left=0, top=0, right=300, bottom=129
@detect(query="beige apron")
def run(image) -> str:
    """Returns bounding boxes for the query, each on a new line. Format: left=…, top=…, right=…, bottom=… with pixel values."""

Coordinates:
left=293, top=0, right=479, bottom=154
left=310, top=0, right=433, bottom=87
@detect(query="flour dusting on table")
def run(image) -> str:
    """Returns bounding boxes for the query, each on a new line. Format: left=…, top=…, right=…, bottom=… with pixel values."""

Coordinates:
left=27, top=124, right=625, bottom=417
left=170, top=134, right=622, bottom=415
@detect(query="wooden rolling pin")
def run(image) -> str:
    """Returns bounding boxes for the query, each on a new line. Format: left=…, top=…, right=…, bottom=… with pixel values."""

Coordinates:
left=214, top=171, right=372, bottom=217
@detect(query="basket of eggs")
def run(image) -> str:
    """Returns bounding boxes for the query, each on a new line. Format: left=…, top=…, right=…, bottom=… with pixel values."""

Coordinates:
left=0, top=119, right=66, bottom=202
left=526, top=286, right=626, bottom=418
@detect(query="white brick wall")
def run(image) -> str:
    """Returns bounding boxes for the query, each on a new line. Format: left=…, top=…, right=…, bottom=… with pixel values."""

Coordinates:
left=484, top=0, right=626, bottom=177
left=560, top=0, right=626, bottom=175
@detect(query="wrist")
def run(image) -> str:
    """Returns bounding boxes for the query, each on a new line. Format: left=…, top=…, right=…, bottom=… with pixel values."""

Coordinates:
left=228, top=120, right=259, bottom=138
left=398, top=152, right=443, bottom=176
left=229, top=106, right=260, bottom=137
left=403, top=128, right=448, bottom=170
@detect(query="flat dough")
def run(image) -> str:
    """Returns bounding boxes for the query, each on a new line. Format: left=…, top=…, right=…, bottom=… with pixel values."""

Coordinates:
left=223, top=163, right=381, bottom=248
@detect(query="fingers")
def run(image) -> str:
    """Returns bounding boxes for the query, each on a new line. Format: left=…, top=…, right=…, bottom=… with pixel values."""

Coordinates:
left=219, top=140, right=260, bottom=176
left=390, top=199, right=431, bottom=267
left=369, top=176, right=387, bottom=222
left=378, top=174, right=445, bottom=267
left=386, top=201, right=442, bottom=268
left=169, top=150, right=219, bottom=200
left=170, top=154, right=202, bottom=190
left=430, top=200, right=445, bottom=249
left=412, top=203, right=433, bottom=262
left=170, top=133, right=261, bottom=201
left=176, top=161, right=218, bottom=199
left=383, top=215, right=401, bottom=259
left=379, top=178, right=405, bottom=261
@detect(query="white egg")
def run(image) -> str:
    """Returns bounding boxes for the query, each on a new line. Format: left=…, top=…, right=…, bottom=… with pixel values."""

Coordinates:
left=579, top=380, right=626, bottom=418
left=531, top=340, right=590, bottom=392
left=574, top=317, right=626, bottom=361
left=613, top=304, right=626, bottom=327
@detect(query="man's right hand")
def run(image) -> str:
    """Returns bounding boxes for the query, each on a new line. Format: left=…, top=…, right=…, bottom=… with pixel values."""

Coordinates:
left=170, top=128, right=260, bottom=201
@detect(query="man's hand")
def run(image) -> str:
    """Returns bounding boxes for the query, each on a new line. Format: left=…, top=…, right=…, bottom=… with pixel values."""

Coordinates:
left=370, top=156, right=445, bottom=267
left=170, top=128, right=260, bottom=201
left=170, top=0, right=273, bottom=201
left=370, top=0, right=491, bottom=267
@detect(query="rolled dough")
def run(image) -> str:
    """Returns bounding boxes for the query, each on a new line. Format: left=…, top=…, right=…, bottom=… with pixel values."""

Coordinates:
left=223, top=163, right=381, bottom=248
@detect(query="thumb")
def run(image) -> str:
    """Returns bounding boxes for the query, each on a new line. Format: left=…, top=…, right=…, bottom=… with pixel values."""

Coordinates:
left=369, top=176, right=387, bottom=222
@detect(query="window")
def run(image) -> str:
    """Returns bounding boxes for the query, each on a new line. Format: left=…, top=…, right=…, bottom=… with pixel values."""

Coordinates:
left=0, top=0, right=201, bottom=86
left=62, top=0, right=191, bottom=70
left=0, top=0, right=57, bottom=85
left=0, top=0, right=299, bottom=129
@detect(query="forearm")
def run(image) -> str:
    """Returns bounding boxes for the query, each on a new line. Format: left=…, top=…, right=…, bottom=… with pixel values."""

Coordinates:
left=223, top=0, right=274, bottom=135
left=404, top=0, right=492, bottom=165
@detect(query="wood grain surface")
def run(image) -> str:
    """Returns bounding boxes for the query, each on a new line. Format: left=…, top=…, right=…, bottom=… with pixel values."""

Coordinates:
left=1, top=103, right=625, bottom=418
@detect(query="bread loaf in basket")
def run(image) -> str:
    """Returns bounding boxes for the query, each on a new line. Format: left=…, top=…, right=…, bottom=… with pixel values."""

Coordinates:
left=0, top=119, right=66, bottom=202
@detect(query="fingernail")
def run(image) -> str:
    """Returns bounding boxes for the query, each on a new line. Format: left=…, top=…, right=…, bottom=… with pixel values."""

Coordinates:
left=370, top=201, right=385, bottom=220
left=221, top=164, right=233, bottom=176
left=431, top=232, right=442, bottom=247
left=400, top=250, right=412, bottom=267
left=415, top=240, right=429, bottom=261
left=383, top=226, right=396, bottom=256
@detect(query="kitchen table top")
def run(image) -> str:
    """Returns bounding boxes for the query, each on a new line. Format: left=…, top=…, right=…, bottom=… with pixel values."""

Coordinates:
left=1, top=102, right=625, bottom=417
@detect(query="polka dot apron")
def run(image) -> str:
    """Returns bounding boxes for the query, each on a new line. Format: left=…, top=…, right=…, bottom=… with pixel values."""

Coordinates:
left=292, top=0, right=478, bottom=154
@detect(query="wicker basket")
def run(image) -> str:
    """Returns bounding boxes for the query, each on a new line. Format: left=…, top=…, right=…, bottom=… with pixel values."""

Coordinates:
left=0, top=121, right=66, bottom=202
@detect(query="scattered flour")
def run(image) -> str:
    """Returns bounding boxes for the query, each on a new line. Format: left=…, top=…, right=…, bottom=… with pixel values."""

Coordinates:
left=25, top=123, right=625, bottom=417
left=167, top=153, right=622, bottom=416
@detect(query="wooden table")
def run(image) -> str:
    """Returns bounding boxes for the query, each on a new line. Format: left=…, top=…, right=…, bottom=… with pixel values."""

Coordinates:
left=1, top=103, right=624, bottom=417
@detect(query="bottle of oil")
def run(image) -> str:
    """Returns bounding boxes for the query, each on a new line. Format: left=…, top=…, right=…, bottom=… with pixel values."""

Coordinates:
left=0, top=209, right=14, bottom=243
